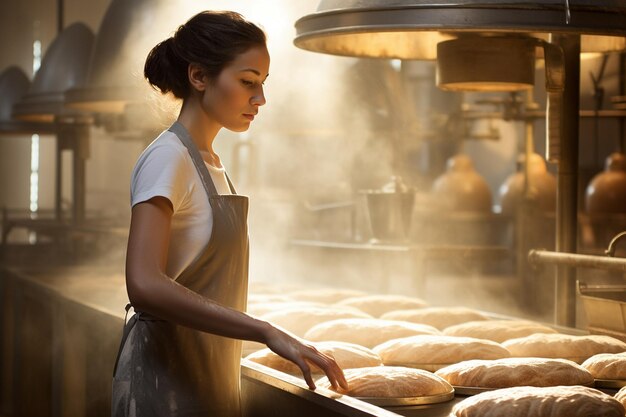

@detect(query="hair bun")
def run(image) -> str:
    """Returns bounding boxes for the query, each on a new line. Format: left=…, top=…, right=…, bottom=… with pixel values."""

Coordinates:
left=144, top=37, right=187, bottom=98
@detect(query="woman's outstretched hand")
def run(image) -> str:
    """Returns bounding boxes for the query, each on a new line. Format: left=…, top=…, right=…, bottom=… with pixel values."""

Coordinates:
left=263, top=324, right=349, bottom=391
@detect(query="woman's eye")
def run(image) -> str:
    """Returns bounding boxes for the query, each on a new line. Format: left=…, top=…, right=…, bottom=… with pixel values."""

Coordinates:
left=241, top=79, right=254, bottom=86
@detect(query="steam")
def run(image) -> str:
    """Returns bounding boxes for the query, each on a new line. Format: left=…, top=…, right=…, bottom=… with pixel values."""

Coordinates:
left=74, top=0, right=547, bottom=322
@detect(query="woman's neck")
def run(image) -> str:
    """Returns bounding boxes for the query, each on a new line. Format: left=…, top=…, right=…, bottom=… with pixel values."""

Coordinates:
left=177, top=97, right=221, bottom=154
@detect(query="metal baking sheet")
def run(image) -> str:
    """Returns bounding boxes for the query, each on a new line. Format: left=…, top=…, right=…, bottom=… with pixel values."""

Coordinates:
left=453, top=382, right=596, bottom=396
left=595, top=379, right=626, bottom=389
left=356, top=390, right=454, bottom=407
left=452, top=386, right=496, bottom=396
left=577, top=282, right=626, bottom=336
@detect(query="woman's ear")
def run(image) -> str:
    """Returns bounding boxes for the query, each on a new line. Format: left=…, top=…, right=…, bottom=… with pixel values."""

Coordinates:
left=188, top=63, right=208, bottom=92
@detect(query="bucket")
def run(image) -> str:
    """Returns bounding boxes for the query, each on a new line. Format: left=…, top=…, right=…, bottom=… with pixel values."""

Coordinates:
left=363, top=191, right=415, bottom=242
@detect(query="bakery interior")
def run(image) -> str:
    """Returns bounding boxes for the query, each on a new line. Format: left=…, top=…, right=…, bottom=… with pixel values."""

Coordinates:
left=2, top=0, right=626, bottom=416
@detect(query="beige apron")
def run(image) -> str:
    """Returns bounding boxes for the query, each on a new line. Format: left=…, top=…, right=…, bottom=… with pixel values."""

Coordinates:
left=112, top=121, right=249, bottom=416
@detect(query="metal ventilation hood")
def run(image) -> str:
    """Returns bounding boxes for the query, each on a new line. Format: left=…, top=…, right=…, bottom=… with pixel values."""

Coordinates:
left=65, top=0, right=193, bottom=115
left=12, top=23, right=94, bottom=123
left=0, top=67, right=55, bottom=134
left=294, top=0, right=626, bottom=59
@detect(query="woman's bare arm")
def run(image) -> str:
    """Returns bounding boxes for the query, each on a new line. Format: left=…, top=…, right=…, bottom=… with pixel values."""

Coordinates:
left=125, top=196, right=347, bottom=390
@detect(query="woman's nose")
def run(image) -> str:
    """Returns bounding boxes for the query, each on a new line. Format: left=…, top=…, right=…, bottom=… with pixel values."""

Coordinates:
left=251, top=87, right=266, bottom=106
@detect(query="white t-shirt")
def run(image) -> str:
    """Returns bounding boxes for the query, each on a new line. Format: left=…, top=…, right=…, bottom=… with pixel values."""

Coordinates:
left=130, top=129, right=232, bottom=279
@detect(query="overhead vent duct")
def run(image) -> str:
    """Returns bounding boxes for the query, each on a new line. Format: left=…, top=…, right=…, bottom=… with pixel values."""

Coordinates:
left=12, top=22, right=95, bottom=223
left=0, top=66, right=54, bottom=134
left=64, top=0, right=202, bottom=136
left=12, top=23, right=94, bottom=123
left=436, top=36, right=537, bottom=92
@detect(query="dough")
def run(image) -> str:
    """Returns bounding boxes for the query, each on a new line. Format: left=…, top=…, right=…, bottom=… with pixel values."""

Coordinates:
left=614, top=386, right=626, bottom=410
left=451, top=385, right=624, bottom=417
left=316, top=366, right=452, bottom=398
left=261, top=306, right=371, bottom=337
left=581, top=352, right=626, bottom=379
left=381, top=307, right=488, bottom=330
left=373, top=335, right=510, bottom=372
left=287, top=288, right=368, bottom=304
left=247, top=301, right=325, bottom=318
left=335, top=294, right=427, bottom=317
left=503, top=334, right=626, bottom=363
left=435, top=357, right=594, bottom=388
left=244, top=341, right=382, bottom=375
left=304, top=318, right=439, bottom=348
left=443, top=320, right=557, bottom=343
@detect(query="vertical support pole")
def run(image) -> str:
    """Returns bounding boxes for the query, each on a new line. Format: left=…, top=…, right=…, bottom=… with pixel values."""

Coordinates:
left=57, top=0, right=64, bottom=34
left=55, top=135, right=63, bottom=221
left=551, top=34, right=580, bottom=327
left=72, top=122, right=90, bottom=225
left=617, top=52, right=626, bottom=153
left=58, top=120, right=90, bottom=225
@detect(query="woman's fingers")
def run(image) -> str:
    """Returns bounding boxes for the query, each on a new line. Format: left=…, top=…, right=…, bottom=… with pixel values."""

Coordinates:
left=304, top=347, right=349, bottom=391
left=296, top=359, right=316, bottom=390
left=263, top=325, right=348, bottom=391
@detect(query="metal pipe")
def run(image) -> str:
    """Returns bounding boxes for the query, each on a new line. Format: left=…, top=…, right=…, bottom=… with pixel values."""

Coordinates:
left=72, top=123, right=90, bottom=225
left=606, top=231, right=626, bottom=257
left=617, top=52, right=626, bottom=153
left=551, top=34, right=580, bottom=327
left=57, top=0, right=63, bottom=34
left=529, top=249, right=626, bottom=273
left=461, top=109, right=626, bottom=119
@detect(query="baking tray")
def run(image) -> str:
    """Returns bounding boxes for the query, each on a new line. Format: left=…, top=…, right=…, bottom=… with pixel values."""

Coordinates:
left=356, top=390, right=455, bottom=407
left=453, top=382, right=596, bottom=396
left=595, top=379, right=626, bottom=389
left=452, top=386, right=496, bottom=396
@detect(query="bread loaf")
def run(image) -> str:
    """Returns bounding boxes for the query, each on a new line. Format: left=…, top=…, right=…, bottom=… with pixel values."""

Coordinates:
left=503, top=334, right=626, bottom=363
left=335, top=294, right=427, bottom=317
left=247, top=301, right=324, bottom=318
left=247, top=293, right=293, bottom=304
left=287, top=288, right=368, bottom=304
left=316, top=366, right=453, bottom=398
left=245, top=341, right=382, bottom=375
left=614, top=386, right=626, bottom=410
left=381, top=307, right=487, bottom=330
left=443, top=320, right=557, bottom=343
left=304, top=318, right=439, bottom=348
left=451, top=386, right=624, bottom=417
left=261, top=306, right=371, bottom=337
left=435, top=357, right=594, bottom=388
left=373, top=335, right=510, bottom=371
left=581, top=352, right=626, bottom=379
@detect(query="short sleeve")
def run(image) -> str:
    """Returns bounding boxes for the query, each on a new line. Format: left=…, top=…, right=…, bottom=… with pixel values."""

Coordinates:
left=130, top=142, right=193, bottom=212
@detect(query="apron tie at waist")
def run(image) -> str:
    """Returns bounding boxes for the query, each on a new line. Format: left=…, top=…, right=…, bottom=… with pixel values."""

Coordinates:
left=113, top=304, right=165, bottom=375
left=124, top=303, right=166, bottom=322
left=134, top=311, right=165, bottom=322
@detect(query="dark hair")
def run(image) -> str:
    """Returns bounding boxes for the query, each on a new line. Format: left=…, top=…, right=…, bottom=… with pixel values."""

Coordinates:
left=144, top=11, right=266, bottom=99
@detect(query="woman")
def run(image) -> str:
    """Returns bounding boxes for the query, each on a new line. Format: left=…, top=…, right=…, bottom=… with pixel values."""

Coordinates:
left=112, top=10, right=348, bottom=417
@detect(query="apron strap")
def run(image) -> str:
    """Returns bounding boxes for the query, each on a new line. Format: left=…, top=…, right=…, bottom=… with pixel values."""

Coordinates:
left=113, top=303, right=136, bottom=375
left=168, top=121, right=219, bottom=197
left=225, top=172, right=238, bottom=195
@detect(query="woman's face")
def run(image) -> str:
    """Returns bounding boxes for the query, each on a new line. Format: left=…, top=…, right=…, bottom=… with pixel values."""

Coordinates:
left=202, top=45, right=270, bottom=132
